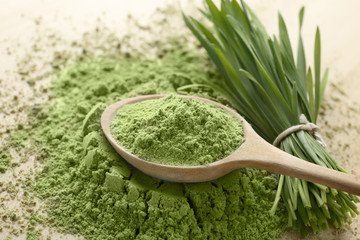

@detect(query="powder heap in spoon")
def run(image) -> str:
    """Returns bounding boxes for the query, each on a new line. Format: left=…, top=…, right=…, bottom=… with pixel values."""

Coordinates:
left=111, top=95, right=244, bottom=166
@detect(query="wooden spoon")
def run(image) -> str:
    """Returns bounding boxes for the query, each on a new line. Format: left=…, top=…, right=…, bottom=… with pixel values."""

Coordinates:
left=101, top=94, right=360, bottom=196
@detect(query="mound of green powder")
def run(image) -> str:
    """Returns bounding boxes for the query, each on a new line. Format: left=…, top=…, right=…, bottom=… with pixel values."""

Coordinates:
left=32, top=46, right=286, bottom=239
left=111, top=95, right=244, bottom=166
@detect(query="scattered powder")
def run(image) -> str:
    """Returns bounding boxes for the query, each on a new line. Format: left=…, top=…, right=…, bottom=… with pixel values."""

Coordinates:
left=0, top=127, right=29, bottom=173
left=0, top=149, right=11, bottom=173
left=31, top=46, right=286, bottom=239
left=111, top=94, right=244, bottom=166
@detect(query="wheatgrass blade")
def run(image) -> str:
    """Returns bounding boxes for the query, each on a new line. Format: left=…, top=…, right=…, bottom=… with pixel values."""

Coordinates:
left=314, top=27, right=321, bottom=122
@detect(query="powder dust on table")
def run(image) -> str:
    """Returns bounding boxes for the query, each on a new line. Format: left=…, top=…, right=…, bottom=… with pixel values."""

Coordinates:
left=111, top=94, right=244, bottom=166
left=0, top=150, right=11, bottom=173
left=30, top=45, right=287, bottom=239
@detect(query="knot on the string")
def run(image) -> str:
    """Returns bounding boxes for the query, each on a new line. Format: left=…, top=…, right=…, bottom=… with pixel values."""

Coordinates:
left=272, top=114, right=327, bottom=148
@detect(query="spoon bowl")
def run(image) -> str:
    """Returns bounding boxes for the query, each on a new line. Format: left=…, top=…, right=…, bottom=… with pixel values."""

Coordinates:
left=101, top=94, right=360, bottom=196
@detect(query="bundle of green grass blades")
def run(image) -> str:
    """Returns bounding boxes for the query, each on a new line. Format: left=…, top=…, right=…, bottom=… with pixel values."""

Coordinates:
left=183, top=0, right=359, bottom=236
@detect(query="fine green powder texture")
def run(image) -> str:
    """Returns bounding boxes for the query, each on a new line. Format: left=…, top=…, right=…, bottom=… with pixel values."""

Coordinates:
left=111, top=95, right=244, bottom=166
left=32, top=47, right=286, bottom=239
left=0, top=128, right=29, bottom=173
left=0, top=149, right=11, bottom=173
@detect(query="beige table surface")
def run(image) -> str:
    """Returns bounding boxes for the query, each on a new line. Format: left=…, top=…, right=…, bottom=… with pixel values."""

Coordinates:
left=1, top=0, right=360, bottom=239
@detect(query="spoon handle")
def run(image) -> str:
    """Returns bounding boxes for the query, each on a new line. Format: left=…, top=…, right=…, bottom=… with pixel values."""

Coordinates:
left=228, top=136, right=360, bottom=196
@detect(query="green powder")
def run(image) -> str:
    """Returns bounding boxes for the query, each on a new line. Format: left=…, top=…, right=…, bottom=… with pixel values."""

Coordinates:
left=0, top=128, right=29, bottom=173
left=31, top=46, right=286, bottom=239
left=0, top=149, right=11, bottom=173
left=111, top=95, right=244, bottom=166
